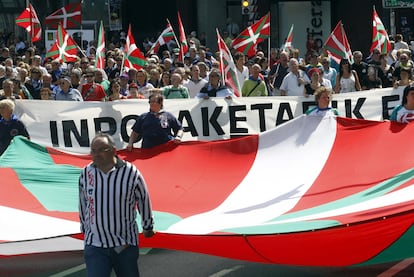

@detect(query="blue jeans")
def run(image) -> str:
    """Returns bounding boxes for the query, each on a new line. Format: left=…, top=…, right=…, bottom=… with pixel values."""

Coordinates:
left=84, top=245, right=140, bottom=277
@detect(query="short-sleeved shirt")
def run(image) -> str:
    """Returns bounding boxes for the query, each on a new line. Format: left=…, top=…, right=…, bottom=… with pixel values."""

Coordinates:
left=0, top=114, right=30, bottom=155
left=280, top=71, right=310, bottom=96
left=184, top=78, right=208, bottom=98
left=306, top=106, right=339, bottom=117
left=162, top=85, right=189, bottom=99
left=390, top=105, right=414, bottom=123
left=131, top=111, right=182, bottom=149
left=241, top=78, right=268, bottom=96
left=306, top=106, right=339, bottom=116
left=197, top=83, right=233, bottom=98
left=54, top=88, right=83, bottom=101
left=81, top=83, right=106, bottom=101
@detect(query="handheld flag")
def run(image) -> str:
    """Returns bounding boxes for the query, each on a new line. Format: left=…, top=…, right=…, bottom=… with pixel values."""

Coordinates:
left=217, top=29, right=241, bottom=97
left=282, top=24, right=294, bottom=51
left=177, top=12, right=188, bottom=62
left=324, top=21, right=353, bottom=64
left=95, top=21, right=105, bottom=69
left=46, top=24, right=79, bottom=63
left=231, top=12, right=270, bottom=58
left=124, top=24, right=147, bottom=71
left=45, top=3, right=82, bottom=29
left=370, top=7, right=391, bottom=54
left=148, top=22, right=175, bottom=55
left=16, top=4, right=42, bottom=43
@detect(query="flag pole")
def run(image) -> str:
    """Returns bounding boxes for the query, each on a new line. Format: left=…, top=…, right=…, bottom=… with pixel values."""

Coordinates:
left=120, top=24, right=129, bottom=74
left=167, top=18, right=180, bottom=54
left=177, top=11, right=186, bottom=63
left=27, top=0, right=32, bottom=47
left=216, top=28, right=226, bottom=86
left=80, top=0, right=84, bottom=51
left=267, top=13, right=271, bottom=67
left=77, top=45, right=87, bottom=57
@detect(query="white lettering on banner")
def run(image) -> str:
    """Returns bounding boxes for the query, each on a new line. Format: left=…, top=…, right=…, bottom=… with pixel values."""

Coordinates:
left=14, top=87, right=404, bottom=153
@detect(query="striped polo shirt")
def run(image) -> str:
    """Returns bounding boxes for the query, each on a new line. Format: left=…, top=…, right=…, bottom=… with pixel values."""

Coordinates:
left=79, top=157, right=154, bottom=248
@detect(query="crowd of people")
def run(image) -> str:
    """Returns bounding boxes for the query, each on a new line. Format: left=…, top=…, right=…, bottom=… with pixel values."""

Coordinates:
left=0, top=34, right=411, bottom=103
left=1, top=31, right=414, bottom=155
left=0, top=31, right=412, bottom=102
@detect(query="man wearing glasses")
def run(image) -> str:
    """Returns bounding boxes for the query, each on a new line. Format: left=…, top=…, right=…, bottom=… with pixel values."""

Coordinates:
left=196, top=69, right=233, bottom=99
left=79, top=133, right=154, bottom=276
left=53, top=76, right=83, bottom=101
left=127, top=93, right=183, bottom=149
left=81, top=69, right=106, bottom=101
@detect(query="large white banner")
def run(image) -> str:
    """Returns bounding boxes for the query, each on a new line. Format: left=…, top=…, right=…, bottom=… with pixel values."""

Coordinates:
left=14, top=87, right=404, bottom=153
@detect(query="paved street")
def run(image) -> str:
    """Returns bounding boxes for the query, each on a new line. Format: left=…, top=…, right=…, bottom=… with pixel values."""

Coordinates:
left=1, top=248, right=414, bottom=277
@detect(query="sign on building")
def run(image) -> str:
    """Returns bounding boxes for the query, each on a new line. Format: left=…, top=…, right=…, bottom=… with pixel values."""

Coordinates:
left=383, top=0, right=414, bottom=8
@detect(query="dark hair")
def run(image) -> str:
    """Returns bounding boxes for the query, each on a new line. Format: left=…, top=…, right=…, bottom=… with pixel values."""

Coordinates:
left=149, top=93, right=164, bottom=108
left=108, top=79, right=120, bottom=96
left=402, top=85, right=414, bottom=105
left=339, top=58, right=351, bottom=76
left=233, top=52, right=245, bottom=61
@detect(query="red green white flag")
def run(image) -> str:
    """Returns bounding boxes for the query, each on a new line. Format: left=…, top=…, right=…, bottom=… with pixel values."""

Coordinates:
left=3, top=116, right=414, bottom=266
left=45, top=3, right=82, bottom=29
left=217, top=29, right=240, bottom=97
left=148, top=22, right=175, bottom=55
left=15, top=3, right=42, bottom=43
left=231, top=12, right=270, bottom=58
left=282, top=24, right=294, bottom=51
left=124, top=24, right=147, bottom=71
left=45, top=24, right=79, bottom=63
left=370, top=7, right=391, bottom=54
left=177, top=12, right=188, bottom=62
left=324, top=21, right=353, bottom=64
left=95, top=21, right=105, bottom=69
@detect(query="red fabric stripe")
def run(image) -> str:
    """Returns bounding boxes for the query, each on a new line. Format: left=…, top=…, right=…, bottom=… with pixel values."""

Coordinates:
left=141, top=211, right=414, bottom=266
left=290, top=118, right=414, bottom=221
left=50, top=137, right=258, bottom=217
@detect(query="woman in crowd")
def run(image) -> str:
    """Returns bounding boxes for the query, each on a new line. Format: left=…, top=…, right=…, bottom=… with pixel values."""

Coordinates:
left=160, top=71, right=171, bottom=87
left=135, top=69, right=154, bottom=98
left=107, top=79, right=126, bottom=101
left=334, top=58, right=361, bottom=93
left=306, top=86, right=339, bottom=116
left=378, top=54, right=394, bottom=88
left=304, top=67, right=323, bottom=97
left=390, top=85, right=414, bottom=123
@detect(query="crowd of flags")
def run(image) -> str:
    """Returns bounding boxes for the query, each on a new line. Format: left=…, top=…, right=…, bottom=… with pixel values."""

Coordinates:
left=15, top=2, right=392, bottom=97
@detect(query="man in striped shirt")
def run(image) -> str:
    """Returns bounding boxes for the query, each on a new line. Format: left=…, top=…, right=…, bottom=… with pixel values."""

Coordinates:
left=79, top=133, right=154, bottom=277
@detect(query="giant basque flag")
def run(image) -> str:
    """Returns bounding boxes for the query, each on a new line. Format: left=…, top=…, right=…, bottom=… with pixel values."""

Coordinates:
left=1, top=115, right=414, bottom=266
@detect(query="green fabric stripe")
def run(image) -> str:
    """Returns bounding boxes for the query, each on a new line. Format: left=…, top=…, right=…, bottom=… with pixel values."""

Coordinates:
left=128, top=55, right=147, bottom=67
left=219, top=167, right=414, bottom=234
left=1, top=136, right=80, bottom=212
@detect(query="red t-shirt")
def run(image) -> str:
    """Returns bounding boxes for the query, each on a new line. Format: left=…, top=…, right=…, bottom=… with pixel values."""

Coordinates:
left=81, top=83, right=106, bottom=101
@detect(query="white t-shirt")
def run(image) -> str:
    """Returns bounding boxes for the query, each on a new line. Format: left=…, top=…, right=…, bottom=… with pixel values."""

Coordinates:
left=391, top=105, right=414, bottom=123
left=280, top=71, right=310, bottom=96
left=184, top=78, right=208, bottom=98
left=236, top=66, right=249, bottom=92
